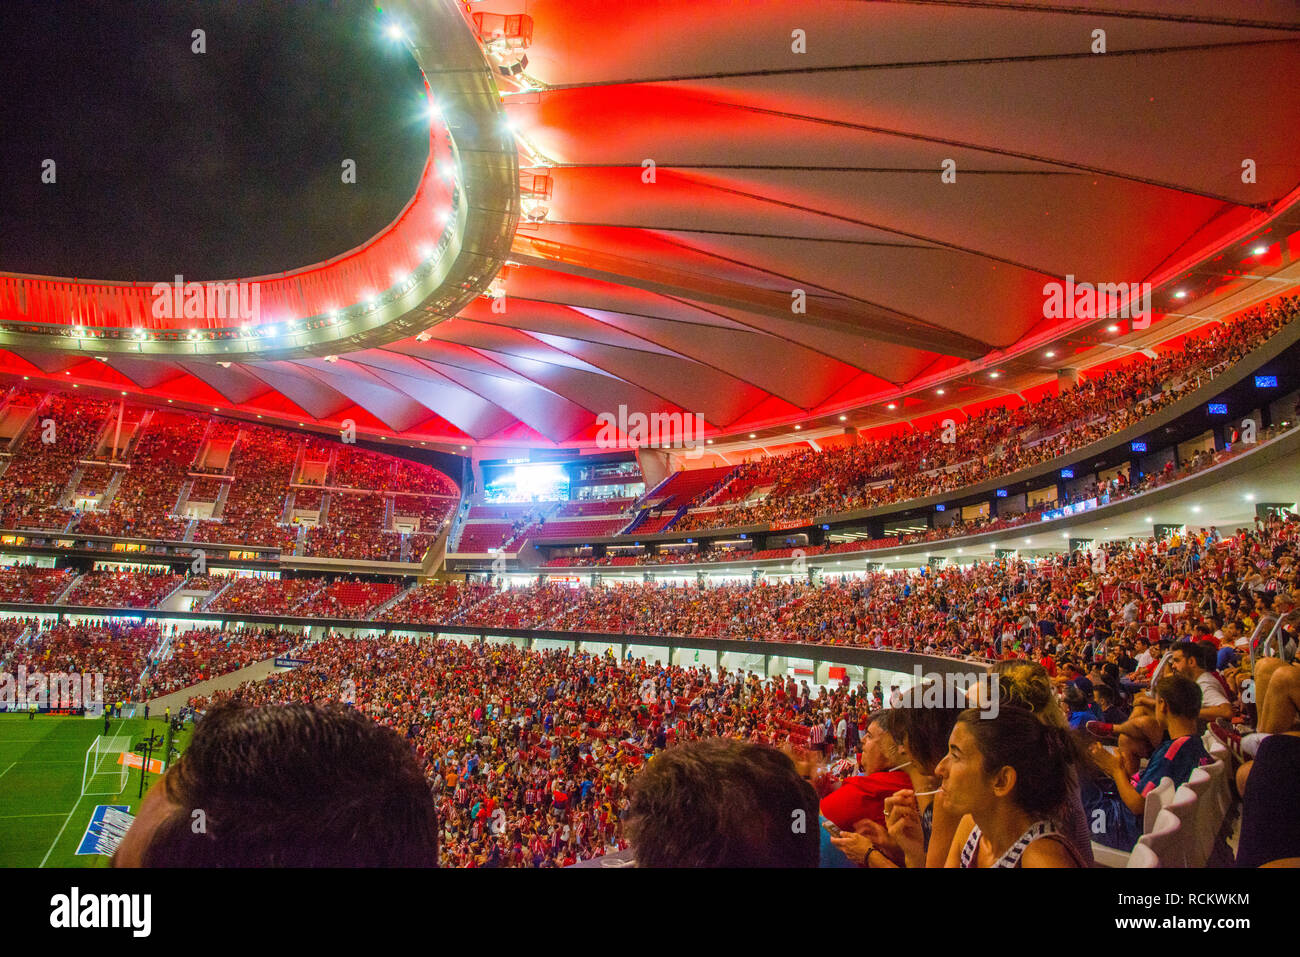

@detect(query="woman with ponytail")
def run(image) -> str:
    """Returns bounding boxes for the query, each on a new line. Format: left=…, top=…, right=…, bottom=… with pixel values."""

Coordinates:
left=936, top=707, right=1089, bottom=868
left=988, top=661, right=1094, bottom=863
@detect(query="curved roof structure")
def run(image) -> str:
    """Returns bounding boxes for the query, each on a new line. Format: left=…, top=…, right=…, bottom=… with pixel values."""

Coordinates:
left=2, top=0, right=1298, bottom=452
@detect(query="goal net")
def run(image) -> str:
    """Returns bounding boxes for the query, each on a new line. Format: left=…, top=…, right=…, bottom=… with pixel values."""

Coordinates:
left=81, top=735, right=131, bottom=797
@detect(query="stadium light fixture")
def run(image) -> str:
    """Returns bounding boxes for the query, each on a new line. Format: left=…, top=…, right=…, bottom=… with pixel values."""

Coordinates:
left=1107, top=324, right=1119, bottom=333
left=1045, top=350, right=1056, bottom=359
left=1253, top=245, right=1267, bottom=256
left=1174, top=290, right=1187, bottom=299
left=936, top=388, right=945, bottom=396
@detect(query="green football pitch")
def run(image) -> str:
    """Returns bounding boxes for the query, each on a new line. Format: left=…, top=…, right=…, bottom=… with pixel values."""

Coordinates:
left=0, top=714, right=191, bottom=868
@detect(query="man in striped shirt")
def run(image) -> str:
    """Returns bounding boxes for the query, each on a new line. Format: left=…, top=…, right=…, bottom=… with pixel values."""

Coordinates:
left=808, top=717, right=828, bottom=754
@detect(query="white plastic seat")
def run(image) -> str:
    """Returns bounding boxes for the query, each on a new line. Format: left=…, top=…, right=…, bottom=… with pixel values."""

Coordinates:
left=1189, top=761, right=1231, bottom=864
left=1135, top=807, right=1182, bottom=867
left=1143, top=776, right=1176, bottom=835
left=1127, top=841, right=1161, bottom=868
left=1164, top=785, right=1200, bottom=867
left=1203, top=729, right=1229, bottom=763
left=1180, top=766, right=1219, bottom=866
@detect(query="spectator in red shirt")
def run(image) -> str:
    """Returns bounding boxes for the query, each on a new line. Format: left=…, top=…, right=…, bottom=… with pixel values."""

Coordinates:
left=819, top=712, right=911, bottom=832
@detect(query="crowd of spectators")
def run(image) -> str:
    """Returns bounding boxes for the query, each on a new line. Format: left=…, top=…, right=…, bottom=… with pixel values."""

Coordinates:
left=205, top=576, right=325, bottom=617
left=303, top=492, right=398, bottom=560
left=0, top=508, right=1294, bottom=660
left=665, top=296, right=1297, bottom=533
left=191, top=426, right=298, bottom=550
left=293, top=581, right=401, bottom=619
left=171, top=505, right=1300, bottom=868
left=137, top=625, right=299, bottom=698
left=544, top=425, right=1286, bottom=570
left=0, top=394, right=461, bottom=561
left=4, top=621, right=161, bottom=703
left=64, top=571, right=182, bottom=609
left=1, top=505, right=1295, bottom=868
left=0, top=565, right=74, bottom=603
left=0, top=393, right=112, bottom=529
left=379, top=582, right=495, bottom=623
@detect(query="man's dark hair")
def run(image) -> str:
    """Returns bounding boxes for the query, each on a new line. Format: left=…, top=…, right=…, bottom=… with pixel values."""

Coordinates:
left=625, top=739, right=818, bottom=868
left=875, top=703, right=964, bottom=772
left=1154, top=674, right=1203, bottom=720
left=1172, top=640, right=1212, bottom=671
left=1063, top=684, right=1088, bottom=712
left=136, top=702, right=438, bottom=867
left=1095, top=684, right=1117, bottom=707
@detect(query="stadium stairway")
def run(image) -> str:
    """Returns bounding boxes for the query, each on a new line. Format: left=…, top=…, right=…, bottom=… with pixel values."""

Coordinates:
left=200, top=577, right=237, bottom=610
left=372, top=582, right=416, bottom=618
left=100, top=467, right=126, bottom=509
left=621, top=507, right=652, bottom=535
left=52, top=573, right=83, bottom=606
left=58, top=467, right=85, bottom=508
left=661, top=503, right=688, bottom=532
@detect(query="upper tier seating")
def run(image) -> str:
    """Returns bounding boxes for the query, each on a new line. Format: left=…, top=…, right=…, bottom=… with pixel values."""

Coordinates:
left=532, top=517, right=632, bottom=540
left=0, top=398, right=459, bottom=562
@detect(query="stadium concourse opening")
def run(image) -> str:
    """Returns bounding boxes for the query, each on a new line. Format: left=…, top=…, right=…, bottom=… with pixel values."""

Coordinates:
left=0, top=1, right=1299, bottom=920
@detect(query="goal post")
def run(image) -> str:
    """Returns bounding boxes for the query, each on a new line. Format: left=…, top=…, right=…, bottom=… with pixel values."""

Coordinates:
left=81, top=735, right=131, bottom=797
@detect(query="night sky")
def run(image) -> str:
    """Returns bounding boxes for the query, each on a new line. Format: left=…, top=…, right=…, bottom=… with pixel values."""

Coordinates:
left=0, top=0, right=428, bottom=281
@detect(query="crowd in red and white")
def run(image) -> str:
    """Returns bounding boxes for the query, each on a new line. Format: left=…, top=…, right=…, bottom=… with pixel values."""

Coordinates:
left=669, top=297, right=1297, bottom=534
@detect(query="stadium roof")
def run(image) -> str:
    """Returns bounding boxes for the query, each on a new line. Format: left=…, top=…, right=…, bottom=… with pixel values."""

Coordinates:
left=2, top=0, right=1299, bottom=453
